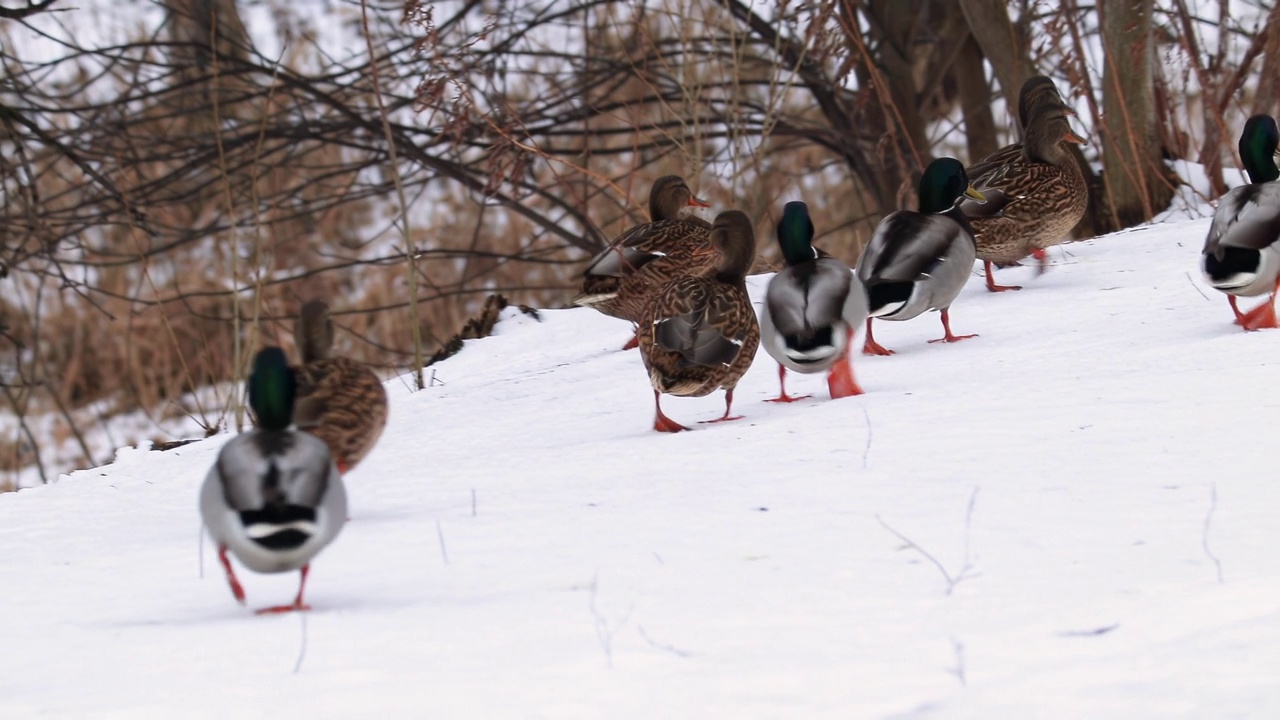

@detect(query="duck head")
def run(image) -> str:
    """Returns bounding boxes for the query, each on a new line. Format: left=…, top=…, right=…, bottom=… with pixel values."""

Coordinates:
left=918, top=158, right=985, bottom=214
left=776, top=201, right=818, bottom=267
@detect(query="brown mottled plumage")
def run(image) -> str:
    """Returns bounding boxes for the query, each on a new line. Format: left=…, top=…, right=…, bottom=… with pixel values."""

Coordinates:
left=292, top=300, right=388, bottom=474
left=966, top=75, right=1073, bottom=182
left=574, top=176, right=715, bottom=329
left=638, top=210, right=760, bottom=432
left=961, top=101, right=1089, bottom=292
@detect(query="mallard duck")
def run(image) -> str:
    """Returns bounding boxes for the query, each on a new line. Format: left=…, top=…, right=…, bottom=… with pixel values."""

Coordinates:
left=574, top=175, right=713, bottom=348
left=759, top=201, right=866, bottom=401
left=292, top=300, right=388, bottom=474
left=639, top=210, right=760, bottom=432
left=1201, top=114, right=1280, bottom=331
left=856, top=158, right=986, bottom=356
left=962, top=101, right=1089, bottom=292
left=965, top=75, right=1073, bottom=182
left=200, top=347, right=346, bottom=614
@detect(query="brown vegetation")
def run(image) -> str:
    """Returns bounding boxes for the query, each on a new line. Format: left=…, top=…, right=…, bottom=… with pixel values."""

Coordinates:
left=0, top=0, right=1275, bottom=485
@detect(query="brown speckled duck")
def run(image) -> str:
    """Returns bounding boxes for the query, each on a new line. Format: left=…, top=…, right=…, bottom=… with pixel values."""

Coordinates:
left=292, top=300, right=388, bottom=474
left=966, top=75, right=1073, bottom=181
left=638, top=210, right=760, bottom=433
left=574, top=176, right=713, bottom=348
left=962, top=101, right=1089, bottom=292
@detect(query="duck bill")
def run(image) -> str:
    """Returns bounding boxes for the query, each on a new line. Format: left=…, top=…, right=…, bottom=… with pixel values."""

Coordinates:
left=964, top=186, right=987, bottom=203
left=1064, top=129, right=1088, bottom=146
left=688, top=194, right=712, bottom=208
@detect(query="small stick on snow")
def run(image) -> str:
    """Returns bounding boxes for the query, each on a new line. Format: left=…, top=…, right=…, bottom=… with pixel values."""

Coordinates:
left=948, top=637, right=966, bottom=686
left=436, top=520, right=450, bottom=565
left=1185, top=272, right=1211, bottom=302
left=292, top=612, right=309, bottom=674
left=861, top=406, right=873, bottom=470
left=638, top=625, right=692, bottom=658
left=1202, top=482, right=1224, bottom=584
left=589, top=574, right=634, bottom=669
left=877, top=487, right=980, bottom=595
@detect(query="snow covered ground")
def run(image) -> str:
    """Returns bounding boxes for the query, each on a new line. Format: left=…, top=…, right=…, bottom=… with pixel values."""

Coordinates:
left=3, top=213, right=1280, bottom=718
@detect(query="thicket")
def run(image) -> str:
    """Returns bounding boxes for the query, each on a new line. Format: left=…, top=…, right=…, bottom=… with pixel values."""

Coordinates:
left=1, top=0, right=1275, bottom=487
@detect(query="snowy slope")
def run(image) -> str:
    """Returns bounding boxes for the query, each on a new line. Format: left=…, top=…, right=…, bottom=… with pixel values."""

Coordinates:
left=2, top=216, right=1280, bottom=719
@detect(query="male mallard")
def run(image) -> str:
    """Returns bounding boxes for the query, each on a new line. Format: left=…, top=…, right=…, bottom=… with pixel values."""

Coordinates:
left=200, top=347, right=346, bottom=614
left=965, top=75, right=1073, bottom=182
left=293, top=300, right=388, bottom=474
left=857, top=157, right=985, bottom=356
left=1200, top=114, right=1280, bottom=331
left=962, top=102, right=1089, bottom=292
left=759, top=201, right=866, bottom=401
left=575, top=176, right=713, bottom=348
left=639, top=210, right=760, bottom=432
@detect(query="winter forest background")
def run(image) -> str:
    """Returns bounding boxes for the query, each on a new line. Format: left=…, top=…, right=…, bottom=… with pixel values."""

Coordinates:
left=0, top=0, right=1275, bottom=488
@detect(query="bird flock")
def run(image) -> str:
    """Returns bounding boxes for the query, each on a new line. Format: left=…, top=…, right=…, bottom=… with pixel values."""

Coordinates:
left=199, top=76, right=1280, bottom=614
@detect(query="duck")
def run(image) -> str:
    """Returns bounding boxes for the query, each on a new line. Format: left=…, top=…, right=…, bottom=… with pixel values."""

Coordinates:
left=574, top=176, right=713, bottom=348
left=1200, top=114, right=1280, bottom=331
left=856, top=157, right=986, bottom=356
left=966, top=75, right=1073, bottom=180
left=759, top=201, right=866, bottom=401
left=638, top=210, right=760, bottom=432
left=292, top=300, right=388, bottom=474
left=200, top=347, right=346, bottom=614
left=961, top=101, right=1089, bottom=292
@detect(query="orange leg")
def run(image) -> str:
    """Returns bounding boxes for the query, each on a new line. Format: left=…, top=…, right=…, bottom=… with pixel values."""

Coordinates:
left=766, top=365, right=811, bottom=403
left=653, top=390, right=688, bottom=433
left=699, top=389, right=744, bottom=424
left=335, top=457, right=350, bottom=475
left=1032, top=248, right=1049, bottom=276
left=927, top=309, right=978, bottom=344
left=218, top=546, right=246, bottom=605
left=1228, top=296, right=1247, bottom=325
left=255, top=565, right=313, bottom=615
left=862, top=317, right=894, bottom=356
left=984, top=260, right=1022, bottom=292
left=621, top=332, right=639, bottom=351
left=827, top=326, right=864, bottom=398
left=1238, top=293, right=1279, bottom=331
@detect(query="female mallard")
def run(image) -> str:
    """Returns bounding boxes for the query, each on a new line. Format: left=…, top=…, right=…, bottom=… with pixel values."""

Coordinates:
left=856, top=157, right=986, bottom=356
left=966, top=75, right=1073, bottom=182
left=293, top=300, right=388, bottom=474
left=639, top=210, right=760, bottom=432
left=760, top=201, right=866, bottom=401
left=575, top=175, right=713, bottom=348
left=1201, top=114, right=1280, bottom=331
left=200, top=347, right=346, bottom=614
left=962, top=102, right=1089, bottom=292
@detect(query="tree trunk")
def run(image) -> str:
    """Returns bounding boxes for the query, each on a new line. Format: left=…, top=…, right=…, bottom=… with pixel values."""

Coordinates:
left=1251, top=2, right=1280, bottom=118
left=954, top=33, right=998, bottom=164
left=1099, top=0, right=1175, bottom=229
left=957, top=0, right=1032, bottom=132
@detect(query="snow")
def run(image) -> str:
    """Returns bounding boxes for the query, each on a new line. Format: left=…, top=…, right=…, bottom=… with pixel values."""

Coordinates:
left=3, top=212, right=1280, bottom=717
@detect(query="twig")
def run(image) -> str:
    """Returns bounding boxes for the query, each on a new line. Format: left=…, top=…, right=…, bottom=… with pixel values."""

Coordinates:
left=948, top=637, right=966, bottom=686
left=637, top=625, right=692, bottom=658
left=436, top=520, right=450, bottom=565
left=589, top=574, right=634, bottom=669
left=877, top=487, right=980, bottom=595
left=293, top=612, right=309, bottom=674
left=860, top=405, right=872, bottom=469
left=1202, top=481, right=1224, bottom=584
left=1185, top=272, right=1210, bottom=302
